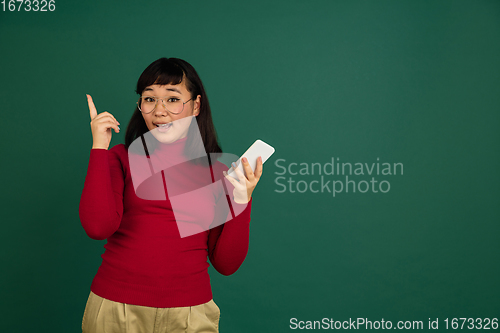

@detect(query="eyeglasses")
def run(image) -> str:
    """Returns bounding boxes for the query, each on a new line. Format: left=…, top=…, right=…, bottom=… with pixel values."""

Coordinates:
left=137, top=96, right=193, bottom=115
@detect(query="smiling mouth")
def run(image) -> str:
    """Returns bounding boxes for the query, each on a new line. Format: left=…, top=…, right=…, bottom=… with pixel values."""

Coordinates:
left=155, top=123, right=172, bottom=132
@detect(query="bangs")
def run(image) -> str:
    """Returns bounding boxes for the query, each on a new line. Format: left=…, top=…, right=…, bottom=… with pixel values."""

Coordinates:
left=136, top=59, right=185, bottom=94
left=152, top=71, right=184, bottom=86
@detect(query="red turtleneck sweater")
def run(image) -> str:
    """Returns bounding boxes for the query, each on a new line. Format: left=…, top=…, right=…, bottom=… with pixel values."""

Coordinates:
left=79, top=136, right=252, bottom=307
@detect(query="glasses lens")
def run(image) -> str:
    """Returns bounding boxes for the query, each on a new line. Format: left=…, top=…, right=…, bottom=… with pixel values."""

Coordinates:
left=165, top=98, right=184, bottom=114
left=138, top=96, right=156, bottom=114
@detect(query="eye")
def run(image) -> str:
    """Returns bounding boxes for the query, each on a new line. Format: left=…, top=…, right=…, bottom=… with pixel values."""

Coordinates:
left=143, top=97, right=155, bottom=103
left=167, top=98, right=180, bottom=103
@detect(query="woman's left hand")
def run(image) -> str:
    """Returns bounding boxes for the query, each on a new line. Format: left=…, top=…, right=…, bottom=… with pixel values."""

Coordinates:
left=223, top=157, right=263, bottom=204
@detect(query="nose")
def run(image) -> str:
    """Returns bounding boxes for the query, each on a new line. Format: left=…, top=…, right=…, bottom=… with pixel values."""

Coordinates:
left=154, top=98, right=169, bottom=115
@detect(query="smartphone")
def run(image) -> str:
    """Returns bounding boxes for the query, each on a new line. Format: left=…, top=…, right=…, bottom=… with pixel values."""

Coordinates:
left=226, top=139, right=275, bottom=180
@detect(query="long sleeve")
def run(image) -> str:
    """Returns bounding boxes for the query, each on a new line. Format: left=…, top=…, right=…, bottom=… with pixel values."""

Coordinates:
left=79, top=147, right=125, bottom=240
left=207, top=193, right=252, bottom=276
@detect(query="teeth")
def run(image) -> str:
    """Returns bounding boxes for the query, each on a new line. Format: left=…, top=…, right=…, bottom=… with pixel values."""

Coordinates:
left=157, top=123, right=170, bottom=127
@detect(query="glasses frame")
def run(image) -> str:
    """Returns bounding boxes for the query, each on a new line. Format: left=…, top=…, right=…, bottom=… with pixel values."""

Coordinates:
left=137, top=95, right=193, bottom=115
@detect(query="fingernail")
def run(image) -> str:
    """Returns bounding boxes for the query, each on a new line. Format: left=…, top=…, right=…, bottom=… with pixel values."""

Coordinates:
left=231, top=162, right=237, bottom=168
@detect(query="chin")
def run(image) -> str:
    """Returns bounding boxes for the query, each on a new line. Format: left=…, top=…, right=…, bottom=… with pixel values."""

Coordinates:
left=151, top=129, right=185, bottom=144
left=152, top=132, right=177, bottom=144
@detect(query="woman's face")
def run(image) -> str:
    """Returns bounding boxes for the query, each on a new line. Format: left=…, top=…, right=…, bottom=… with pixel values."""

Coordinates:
left=141, top=79, right=201, bottom=144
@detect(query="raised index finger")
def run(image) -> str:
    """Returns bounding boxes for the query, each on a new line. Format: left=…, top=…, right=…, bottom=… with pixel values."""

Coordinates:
left=87, top=94, right=98, bottom=120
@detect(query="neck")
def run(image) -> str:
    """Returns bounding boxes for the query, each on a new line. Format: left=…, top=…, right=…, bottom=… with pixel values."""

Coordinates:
left=154, top=136, right=188, bottom=163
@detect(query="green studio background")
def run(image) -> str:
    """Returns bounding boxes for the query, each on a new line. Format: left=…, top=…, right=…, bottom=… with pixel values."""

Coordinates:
left=1, top=0, right=499, bottom=332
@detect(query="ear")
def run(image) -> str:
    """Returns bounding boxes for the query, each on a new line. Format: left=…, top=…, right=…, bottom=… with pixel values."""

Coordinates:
left=194, top=94, right=201, bottom=116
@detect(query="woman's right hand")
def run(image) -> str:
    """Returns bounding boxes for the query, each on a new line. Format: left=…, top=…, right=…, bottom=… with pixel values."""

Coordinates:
left=87, top=94, right=120, bottom=150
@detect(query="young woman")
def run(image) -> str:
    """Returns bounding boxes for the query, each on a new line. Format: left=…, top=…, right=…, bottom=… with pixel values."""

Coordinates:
left=79, top=57, right=263, bottom=333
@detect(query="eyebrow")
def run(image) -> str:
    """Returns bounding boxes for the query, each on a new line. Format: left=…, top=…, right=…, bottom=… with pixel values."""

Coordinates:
left=143, top=87, right=182, bottom=94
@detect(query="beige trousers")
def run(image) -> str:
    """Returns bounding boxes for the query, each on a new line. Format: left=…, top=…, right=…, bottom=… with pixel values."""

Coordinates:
left=82, top=291, right=220, bottom=333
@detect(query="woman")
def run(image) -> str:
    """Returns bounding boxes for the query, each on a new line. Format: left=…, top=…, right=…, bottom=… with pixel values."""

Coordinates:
left=79, top=57, right=263, bottom=332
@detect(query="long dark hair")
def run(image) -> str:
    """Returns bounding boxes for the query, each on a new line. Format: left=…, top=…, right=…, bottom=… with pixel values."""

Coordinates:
left=124, top=58, right=222, bottom=163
